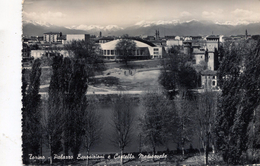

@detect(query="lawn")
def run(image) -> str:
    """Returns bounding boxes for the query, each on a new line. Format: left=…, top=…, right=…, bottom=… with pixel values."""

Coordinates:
left=34, top=60, right=163, bottom=93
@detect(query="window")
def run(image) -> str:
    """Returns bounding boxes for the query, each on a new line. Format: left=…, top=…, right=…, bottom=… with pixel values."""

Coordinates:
left=213, top=76, right=215, bottom=79
left=212, top=81, right=215, bottom=86
left=107, top=50, right=110, bottom=55
left=154, top=48, right=159, bottom=51
left=201, top=56, right=202, bottom=58
left=111, top=50, right=114, bottom=55
left=154, top=52, right=159, bottom=55
left=103, top=50, right=106, bottom=55
left=137, top=50, right=139, bottom=55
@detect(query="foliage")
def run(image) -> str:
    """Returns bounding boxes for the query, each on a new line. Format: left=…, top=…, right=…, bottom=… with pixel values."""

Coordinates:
left=159, top=49, right=198, bottom=99
left=83, top=99, right=103, bottom=155
left=140, top=92, right=179, bottom=154
left=115, top=38, right=137, bottom=65
left=44, top=55, right=65, bottom=158
left=64, top=39, right=106, bottom=75
left=22, top=59, right=42, bottom=164
left=110, top=94, right=134, bottom=165
left=194, top=92, right=218, bottom=165
left=215, top=38, right=260, bottom=164
left=175, top=93, right=195, bottom=156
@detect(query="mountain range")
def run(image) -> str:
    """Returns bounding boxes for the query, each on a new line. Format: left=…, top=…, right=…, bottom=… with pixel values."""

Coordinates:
left=23, top=20, right=260, bottom=37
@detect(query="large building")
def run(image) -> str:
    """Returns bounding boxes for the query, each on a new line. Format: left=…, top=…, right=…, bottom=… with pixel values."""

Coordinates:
left=206, top=35, right=219, bottom=71
left=66, top=34, right=90, bottom=43
left=99, top=39, right=165, bottom=60
left=44, top=32, right=62, bottom=43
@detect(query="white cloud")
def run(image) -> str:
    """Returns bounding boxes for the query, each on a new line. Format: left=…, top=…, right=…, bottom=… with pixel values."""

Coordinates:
left=231, top=9, right=253, bottom=17
left=180, top=11, right=191, bottom=17
left=230, top=9, right=260, bottom=24
left=41, top=11, right=66, bottom=19
left=202, top=9, right=223, bottom=18
left=23, top=11, right=66, bottom=21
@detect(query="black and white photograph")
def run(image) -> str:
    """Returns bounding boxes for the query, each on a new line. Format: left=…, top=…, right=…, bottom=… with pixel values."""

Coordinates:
left=17, top=0, right=260, bottom=165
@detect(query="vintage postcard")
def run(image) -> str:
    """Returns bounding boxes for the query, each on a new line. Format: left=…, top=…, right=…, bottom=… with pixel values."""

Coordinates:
left=21, top=0, right=260, bottom=165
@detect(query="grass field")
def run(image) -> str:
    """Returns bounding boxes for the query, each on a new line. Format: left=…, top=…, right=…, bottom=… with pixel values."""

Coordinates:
left=24, top=59, right=163, bottom=93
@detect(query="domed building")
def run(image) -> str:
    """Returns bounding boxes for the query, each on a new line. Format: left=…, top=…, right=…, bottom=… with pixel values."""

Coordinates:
left=99, top=39, right=165, bottom=60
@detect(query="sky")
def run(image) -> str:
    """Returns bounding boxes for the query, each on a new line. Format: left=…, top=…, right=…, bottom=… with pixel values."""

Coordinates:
left=23, top=0, right=260, bottom=27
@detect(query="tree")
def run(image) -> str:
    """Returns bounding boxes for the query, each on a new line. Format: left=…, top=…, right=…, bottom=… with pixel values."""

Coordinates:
left=159, top=49, right=198, bottom=99
left=115, top=37, right=137, bottom=65
left=215, top=38, right=260, bottom=164
left=247, top=105, right=260, bottom=163
left=194, top=92, right=218, bottom=165
left=44, top=55, right=65, bottom=163
left=175, top=93, right=195, bottom=157
left=110, top=94, right=134, bottom=165
left=140, top=92, right=179, bottom=156
left=64, top=59, right=89, bottom=160
left=22, top=59, right=42, bottom=164
left=83, top=99, right=103, bottom=165
left=64, top=39, right=105, bottom=76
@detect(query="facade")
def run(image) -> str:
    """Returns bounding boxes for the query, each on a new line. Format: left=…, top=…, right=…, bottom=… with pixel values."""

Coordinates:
left=100, top=39, right=164, bottom=60
left=98, top=37, right=114, bottom=43
left=206, top=35, right=219, bottom=70
left=31, top=50, right=69, bottom=59
left=65, top=34, right=90, bottom=43
left=44, top=32, right=62, bottom=43
left=201, top=70, right=218, bottom=91
left=193, top=47, right=206, bottom=65
left=166, top=39, right=183, bottom=47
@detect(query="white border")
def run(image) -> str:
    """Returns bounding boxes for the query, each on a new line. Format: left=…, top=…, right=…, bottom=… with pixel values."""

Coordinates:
left=0, top=0, right=22, bottom=165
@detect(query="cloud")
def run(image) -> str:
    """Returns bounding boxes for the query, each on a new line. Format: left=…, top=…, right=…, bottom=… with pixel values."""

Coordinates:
left=230, top=9, right=260, bottom=23
left=202, top=9, right=223, bottom=18
left=23, top=11, right=66, bottom=21
left=231, top=9, right=253, bottom=17
left=41, top=11, right=66, bottom=19
left=180, top=11, right=191, bottom=17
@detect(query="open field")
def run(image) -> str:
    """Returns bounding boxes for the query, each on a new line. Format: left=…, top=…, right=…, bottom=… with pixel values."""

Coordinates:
left=29, top=59, right=163, bottom=93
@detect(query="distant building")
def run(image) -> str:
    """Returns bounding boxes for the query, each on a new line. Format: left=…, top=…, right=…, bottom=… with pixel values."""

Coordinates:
left=31, top=50, right=69, bottom=59
left=175, top=36, right=181, bottom=40
left=65, top=34, right=90, bottom=43
left=98, top=37, right=114, bottom=43
left=201, top=70, right=218, bottom=91
left=165, top=36, right=176, bottom=40
left=206, top=35, right=219, bottom=71
left=166, top=39, right=183, bottom=47
left=99, top=39, right=165, bottom=60
left=183, top=41, right=192, bottom=56
left=44, top=32, right=62, bottom=43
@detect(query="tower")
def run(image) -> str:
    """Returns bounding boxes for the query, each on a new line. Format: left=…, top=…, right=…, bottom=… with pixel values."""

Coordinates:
left=245, top=29, right=248, bottom=40
left=100, top=31, right=102, bottom=37
left=155, top=30, right=160, bottom=39
left=206, top=35, right=219, bottom=71
left=183, top=41, right=192, bottom=56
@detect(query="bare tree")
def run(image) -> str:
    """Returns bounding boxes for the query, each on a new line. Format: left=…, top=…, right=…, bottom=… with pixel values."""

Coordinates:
left=194, top=92, right=217, bottom=165
left=83, top=99, right=103, bottom=165
left=140, top=92, right=179, bottom=157
left=110, top=94, right=134, bottom=165
left=175, top=92, right=195, bottom=157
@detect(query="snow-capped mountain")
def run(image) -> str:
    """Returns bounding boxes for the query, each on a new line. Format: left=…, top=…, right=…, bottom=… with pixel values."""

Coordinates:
left=23, top=20, right=53, bottom=27
left=66, top=24, right=123, bottom=31
left=23, top=19, right=260, bottom=37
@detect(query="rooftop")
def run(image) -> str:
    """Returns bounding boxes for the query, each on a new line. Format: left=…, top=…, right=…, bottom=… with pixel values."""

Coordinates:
left=201, top=69, right=217, bottom=75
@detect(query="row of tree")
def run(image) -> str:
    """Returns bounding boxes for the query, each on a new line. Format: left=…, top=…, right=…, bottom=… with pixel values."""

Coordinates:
left=215, top=38, right=260, bottom=164
left=158, top=37, right=260, bottom=164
